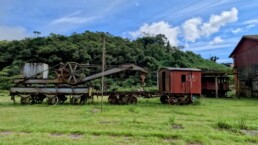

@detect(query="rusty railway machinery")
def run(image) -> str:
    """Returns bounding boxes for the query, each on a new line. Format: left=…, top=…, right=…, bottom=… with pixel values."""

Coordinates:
left=10, top=62, right=204, bottom=105
left=158, top=67, right=202, bottom=105
left=10, top=62, right=148, bottom=105
left=11, top=87, right=90, bottom=105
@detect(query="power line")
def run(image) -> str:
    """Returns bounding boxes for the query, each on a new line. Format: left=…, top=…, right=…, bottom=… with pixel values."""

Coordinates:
left=116, top=0, right=194, bottom=35
left=117, top=0, right=221, bottom=36
left=167, top=0, right=221, bottom=22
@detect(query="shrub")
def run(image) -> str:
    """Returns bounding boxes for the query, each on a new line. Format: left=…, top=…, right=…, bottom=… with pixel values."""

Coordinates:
left=216, top=120, right=233, bottom=130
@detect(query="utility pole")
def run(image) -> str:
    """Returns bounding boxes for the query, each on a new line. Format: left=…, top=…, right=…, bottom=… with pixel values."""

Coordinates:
left=101, top=35, right=105, bottom=113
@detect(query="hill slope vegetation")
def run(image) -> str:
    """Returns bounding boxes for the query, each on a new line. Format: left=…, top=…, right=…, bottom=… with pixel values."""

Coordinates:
left=0, top=31, right=229, bottom=89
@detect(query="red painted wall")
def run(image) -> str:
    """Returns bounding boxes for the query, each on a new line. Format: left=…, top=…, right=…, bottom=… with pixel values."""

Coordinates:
left=170, top=71, right=201, bottom=94
left=233, top=39, right=258, bottom=68
left=202, top=78, right=215, bottom=90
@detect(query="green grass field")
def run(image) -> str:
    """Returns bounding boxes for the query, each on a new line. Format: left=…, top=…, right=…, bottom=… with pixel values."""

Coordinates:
left=0, top=91, right=258, bottom=145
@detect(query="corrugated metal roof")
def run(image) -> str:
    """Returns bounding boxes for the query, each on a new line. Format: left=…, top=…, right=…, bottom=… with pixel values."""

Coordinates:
left=229, top=35, right=258, bottom=57
left=244, top=35, right=258, bottom=40
left=161, top=67, right=201, bottom=71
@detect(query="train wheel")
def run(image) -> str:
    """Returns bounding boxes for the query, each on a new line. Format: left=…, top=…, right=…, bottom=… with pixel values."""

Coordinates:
left=121, top=95, right=130, bottom=105
left=47, top=96, right=59, bottom=105
left=168, top=97, right=177, bottom=105
left=70, top=96, right=80, bottom=105
left=20, top=97, right=27, bottom=105
left=79, top=94, right=87, bottom=105
left=160, top=95, right=168, bottom=104
left=20, top=96, right=33, bottom=105
left=178, top=97, right=185, bottom=105
left=128, top=96, right=137, bottom=104
left=185, top=96, right=193, bottom=105
left=27, top=96, right=34, bottom=105
left=108, top=96, right=118, bottom=104
left=57, top=94, right=67, bottom=104
left=36, top=94, right=46, bottom=104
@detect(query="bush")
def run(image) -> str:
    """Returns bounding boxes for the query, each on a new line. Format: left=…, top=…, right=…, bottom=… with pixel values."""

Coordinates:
left=216, top=120, right=233, bottom=130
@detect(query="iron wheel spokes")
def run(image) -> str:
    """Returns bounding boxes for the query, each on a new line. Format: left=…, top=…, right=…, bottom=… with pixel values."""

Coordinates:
left=63, top=62, right=82, bottom=84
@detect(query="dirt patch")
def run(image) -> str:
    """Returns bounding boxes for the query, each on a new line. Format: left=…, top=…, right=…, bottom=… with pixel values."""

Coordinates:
left=69, top=133, right=84, bottom=139
left=240, top=129, right=258, bottom=136
left=49, top=132, right=64, bottom=137
left=90, top=108, right=101, bottom=113
left=172, top=124, right=184, bottom=129
left=163, top=138, right=176, bottom=143
left=19, top=131, right=30, bottom=135
left=116, top=136, right=133, bottom=144
left=123, top=136, right=132, bottom=141
left=91, top=134, right=100, bottom=139
left=0, top=131, right=13, bottom=135
left=187, top=143, right=202, bottom=145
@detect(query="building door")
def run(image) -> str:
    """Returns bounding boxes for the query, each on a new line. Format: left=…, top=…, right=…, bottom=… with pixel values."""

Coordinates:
left=162, top=71, right=166, bottom=91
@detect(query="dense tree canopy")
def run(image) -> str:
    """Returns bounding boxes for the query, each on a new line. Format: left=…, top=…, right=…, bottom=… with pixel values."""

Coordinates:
left=0, top=31, right=229, bottom=89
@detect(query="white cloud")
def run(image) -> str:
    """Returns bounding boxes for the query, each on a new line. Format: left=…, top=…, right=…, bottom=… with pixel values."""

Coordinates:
left=246, top=24, right=256, bottom=29
left=232, top=28, right=243, bottom=34
left=201, top=7, right=238, bottom=36
left=51, top=17, right=95, bottom=25
left=0, top=25, right=28, bottom=40
left=50, top=11, right=97, bottom=25
left=182, top=7, right=238, bottom=42
left=209, top=36, right=224, bottom=45
left=182, top=17, right=202, bottom=42
left=128, top=7, right=238, bottom=47
left=243, top=18, right=258, bottom=25
left=242, top=19, right=258, bottom=29
left=129, top=21, right=180, bottom=46
left=188, top=43, right=232, bottom=52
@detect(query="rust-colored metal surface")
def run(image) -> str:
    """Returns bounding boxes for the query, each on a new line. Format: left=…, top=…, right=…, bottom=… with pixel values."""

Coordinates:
left=159, top=68, right=201, bottom=95
left=170, top=71, right=201, bottom=95
left=81, top=64, right=147, bottom=83
left=158, top=67, right=201, bottom=105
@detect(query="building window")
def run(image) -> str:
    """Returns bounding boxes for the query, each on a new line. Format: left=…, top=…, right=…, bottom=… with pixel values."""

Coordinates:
left=181, top=74, right=186, bottom=82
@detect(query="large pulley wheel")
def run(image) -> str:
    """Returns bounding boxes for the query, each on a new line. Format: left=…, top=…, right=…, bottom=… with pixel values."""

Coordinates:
left=62, top=62, right=82, bottom=85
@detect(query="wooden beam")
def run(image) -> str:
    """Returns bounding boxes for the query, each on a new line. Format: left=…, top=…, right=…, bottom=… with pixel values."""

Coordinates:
left=215, top=76, right=218, bottom=98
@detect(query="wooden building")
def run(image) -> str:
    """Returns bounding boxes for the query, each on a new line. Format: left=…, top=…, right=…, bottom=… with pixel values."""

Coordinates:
left=202, top=72, right=230, bottom=98
left=229, top=35, right=258, bottom=97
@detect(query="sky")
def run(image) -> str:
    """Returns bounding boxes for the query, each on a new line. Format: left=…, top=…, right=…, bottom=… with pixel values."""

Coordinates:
left=1, top=0, right=258, bottom=63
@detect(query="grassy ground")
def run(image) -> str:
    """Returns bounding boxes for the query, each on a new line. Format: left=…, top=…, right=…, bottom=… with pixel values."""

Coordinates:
left=0, top=91, right=258, bottom=145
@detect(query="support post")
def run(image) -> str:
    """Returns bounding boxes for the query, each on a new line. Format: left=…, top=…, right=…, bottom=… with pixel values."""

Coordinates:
left=215, top=76, right=218, bottom=98
left=101, top=36, right=105, bottom=113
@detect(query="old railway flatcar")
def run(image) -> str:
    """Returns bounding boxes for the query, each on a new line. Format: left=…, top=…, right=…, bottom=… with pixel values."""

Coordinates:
left=158, top=67, right=201, bottom=105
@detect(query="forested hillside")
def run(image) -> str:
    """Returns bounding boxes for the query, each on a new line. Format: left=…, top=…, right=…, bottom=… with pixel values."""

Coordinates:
left=0, top=31, right=229, bottom=89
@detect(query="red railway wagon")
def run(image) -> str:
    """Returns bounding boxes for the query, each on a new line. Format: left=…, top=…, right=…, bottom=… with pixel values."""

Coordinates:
left=158, top=67, right=201, bottom=104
